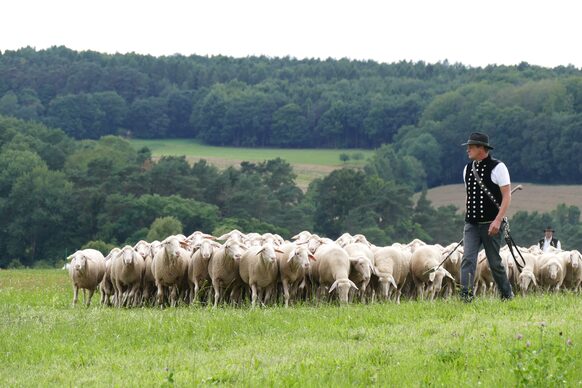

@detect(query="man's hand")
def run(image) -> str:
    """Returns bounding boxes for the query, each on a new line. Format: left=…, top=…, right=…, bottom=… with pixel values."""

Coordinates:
left=489, top=219, right=502, bottom=236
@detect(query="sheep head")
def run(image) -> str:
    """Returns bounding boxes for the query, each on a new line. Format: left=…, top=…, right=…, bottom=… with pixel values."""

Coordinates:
left=257, top=243, right=277, bottom=264
left=376, top=273, right=397, bottom=299
left=119, top=245, right=136, bottom=265
left=225, top=240, right=246, bottom=262
left=329, top=278, right=358, bottom=303
left=519, top=270, right=537, bottom=295
left=287, top=246, right=311, bottom=269
left=72, top=253, right=88, bottom=272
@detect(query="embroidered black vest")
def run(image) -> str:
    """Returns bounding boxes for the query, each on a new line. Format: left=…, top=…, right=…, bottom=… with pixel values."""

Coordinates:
left=538, top=238, right=559, bottom=249
left=464, top=155, right=502, bottom=223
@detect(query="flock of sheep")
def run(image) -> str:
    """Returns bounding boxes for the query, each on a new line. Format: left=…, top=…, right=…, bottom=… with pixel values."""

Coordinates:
left=66, top=229, right=582, bottom=307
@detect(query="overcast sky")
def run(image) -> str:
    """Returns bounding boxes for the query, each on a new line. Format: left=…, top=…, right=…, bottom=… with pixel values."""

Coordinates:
left=2, top=0, right=581, bottom=68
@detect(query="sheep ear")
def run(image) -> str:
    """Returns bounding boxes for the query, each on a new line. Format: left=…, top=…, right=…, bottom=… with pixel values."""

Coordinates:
left=275, top=248, right=284, bottom=254
left=388, top=275, right=398, bottom=289
left=308, top=253, right=316, bottom=262
left=349, top=280, right=359, bottom=290
left=349, top=256, right=359, bottom=264
left=329, top=280, right=339, bottom=293
left=257, top=247, right=266, bottom=255
left=444, top=269, right=455, bottom=281
left=531, top=274, right=538, bottom=287
left=429, top=272, right=436, bottom=283
left=287, top=249, right=296, bottom=263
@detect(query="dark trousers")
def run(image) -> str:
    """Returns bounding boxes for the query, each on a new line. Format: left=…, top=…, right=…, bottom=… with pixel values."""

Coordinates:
left=460, top=222, right=513, bottom=299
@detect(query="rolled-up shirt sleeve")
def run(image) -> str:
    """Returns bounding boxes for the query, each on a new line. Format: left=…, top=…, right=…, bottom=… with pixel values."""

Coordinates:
left=491, top=163, right=510, bottom=186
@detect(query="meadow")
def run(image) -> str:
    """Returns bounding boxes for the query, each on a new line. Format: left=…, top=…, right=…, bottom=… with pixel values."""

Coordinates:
left=1, top=269, right=580, bottom=386
left=129, top=139, right=374, bottom=190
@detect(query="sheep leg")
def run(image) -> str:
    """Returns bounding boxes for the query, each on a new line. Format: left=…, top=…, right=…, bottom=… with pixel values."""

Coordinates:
left=72, top=285, right=79, bottom=306
left=212, top=282, right=221, bottom=308
left=251, top=284, right=258, bottom=308
left=282, top=279, right=291, bottom=308
left=86, top=289, right=95, bottom=307
left=170, top=286, right=178, bottom=307
left=156, top=282, right=165, bottom=308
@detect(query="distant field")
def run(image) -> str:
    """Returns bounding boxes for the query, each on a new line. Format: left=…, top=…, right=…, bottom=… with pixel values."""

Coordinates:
left=1, top=270, right=580, bottom=386
left=420, top=183, right=582, bottom=217
left=129, top=139, right=374, bottom=190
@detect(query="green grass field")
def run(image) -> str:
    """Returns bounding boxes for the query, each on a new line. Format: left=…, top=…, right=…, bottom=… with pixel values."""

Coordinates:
left=129, top=139, right=374, bottom=167
left=1, top=270, right=581, bottom=386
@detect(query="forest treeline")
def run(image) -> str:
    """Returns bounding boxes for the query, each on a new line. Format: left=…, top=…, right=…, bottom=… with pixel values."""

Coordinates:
left=1, top=115, right=581, bottom=268
left=1, top=46, right=582, bottom=186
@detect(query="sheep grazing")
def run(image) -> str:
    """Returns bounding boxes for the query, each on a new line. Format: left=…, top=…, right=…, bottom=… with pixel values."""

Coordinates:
left=208, top=239, right=247, bottom=307
left=314, top=243, right=358, bottom=304
left=110, top=245, right=145, bottom=307
left=518, top=252, right=541, bottom=296
left=372, top=246, right=410, bottom=303
left=538, top=253, right=567, bottom=292
left=68, top=249, right=106, bottom=306
left=152, top=236, right=189, bottom=307
left=561, top=250, right=582, bottom=292
left=277, top=243, right=313, bottom=307
left=344, top=242, right=375, bottom=302
left=239, top=243, right=282, bottom=307
left=187, top=238, right=221, bottom=304
left=410, top=245, right=455, bottom=301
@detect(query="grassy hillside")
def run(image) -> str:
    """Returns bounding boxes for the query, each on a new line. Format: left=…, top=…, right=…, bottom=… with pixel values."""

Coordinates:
left=1, top=270, right=580, bottom=386
left=420, top=183, right=582, bottom=218
left=129, top=139, right=374, bottom=189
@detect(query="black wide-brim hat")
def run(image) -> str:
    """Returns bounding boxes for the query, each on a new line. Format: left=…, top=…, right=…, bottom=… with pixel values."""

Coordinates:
left=461, top=132, right=494, bottom=149
left=544, top=226, right=555, bottom=232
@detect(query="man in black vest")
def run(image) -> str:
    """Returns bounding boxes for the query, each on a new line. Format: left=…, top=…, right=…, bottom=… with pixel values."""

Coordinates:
left=459, top=132, right=514, bottom=302
left=538, top=226, right=561, bottom=252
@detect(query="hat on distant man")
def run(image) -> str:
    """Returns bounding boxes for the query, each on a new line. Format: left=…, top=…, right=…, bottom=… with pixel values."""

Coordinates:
left=461, top=132, right=494, bottom=150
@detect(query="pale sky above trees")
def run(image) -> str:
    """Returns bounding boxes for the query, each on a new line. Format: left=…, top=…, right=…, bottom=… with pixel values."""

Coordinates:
left=2, top=0, right=581, bottom=68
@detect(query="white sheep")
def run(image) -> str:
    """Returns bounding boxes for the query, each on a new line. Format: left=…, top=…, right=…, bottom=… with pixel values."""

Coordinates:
left=313, top=243, right=358, bottom=304
left=133, top=240, right=155, bottom=305
left=538, top=253, right=567, bottom=292
left=187, top=238, right=222, bottom=304
left=152, top=236, right=189, bottom=307
left=276, top=243, right=313, bottom=307
left=518, top=252, right=542, bottom=296
left=68, top=249, right=106, bottom=306
left=344, top=242, right=375, bottom=301
left=335, top=233, right=354, bottom=247
left=239, top=243, right=282, bottom=307
left=410, top=245, right=455, bottom=301
left=216, top=229, right=246, bottom=243
left=110, top=245, right=145, bottom=307
left=372, top=246, right=410, bottom=303
left=99, top=247, right=119, bottom=306
left=207, top=239, right=247, bottom=307
left=561, top=250, right=582, bottom=292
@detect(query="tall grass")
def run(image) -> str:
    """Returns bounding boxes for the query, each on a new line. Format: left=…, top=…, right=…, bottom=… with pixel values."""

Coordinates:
left=1, top=269, right=580, bottom=386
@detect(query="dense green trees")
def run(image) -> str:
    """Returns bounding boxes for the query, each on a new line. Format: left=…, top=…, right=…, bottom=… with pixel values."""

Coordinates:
left=2, top=47, right=582, bottom=185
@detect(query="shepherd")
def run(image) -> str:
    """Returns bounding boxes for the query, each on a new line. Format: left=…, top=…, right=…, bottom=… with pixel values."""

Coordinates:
left=459, top=132, right=514, bottom=302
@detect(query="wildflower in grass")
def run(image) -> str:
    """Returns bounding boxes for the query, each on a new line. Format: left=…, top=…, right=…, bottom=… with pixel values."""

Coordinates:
left=515, top=333, right=523, bottom=340
left=526, top=340, right=531, bottom=348
left=566, top=339, right=572, bottom=346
